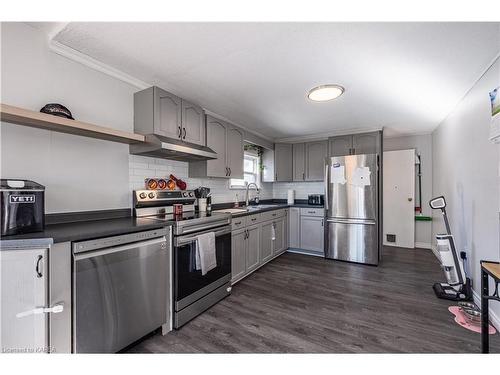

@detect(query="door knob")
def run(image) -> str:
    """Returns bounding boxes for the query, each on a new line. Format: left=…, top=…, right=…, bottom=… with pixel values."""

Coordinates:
left=408, top=197, right=413, bottom=202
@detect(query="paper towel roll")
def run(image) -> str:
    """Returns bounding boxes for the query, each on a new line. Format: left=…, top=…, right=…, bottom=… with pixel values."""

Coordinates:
left=287, top=190, right=295, bottom=204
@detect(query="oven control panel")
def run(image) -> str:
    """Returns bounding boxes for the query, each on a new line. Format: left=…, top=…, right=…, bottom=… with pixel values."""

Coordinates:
left=134, top=189, right=196, bottom=206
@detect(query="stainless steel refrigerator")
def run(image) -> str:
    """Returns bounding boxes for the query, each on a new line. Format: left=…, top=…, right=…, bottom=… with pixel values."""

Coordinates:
left=325, top=154, right=379, bottom=265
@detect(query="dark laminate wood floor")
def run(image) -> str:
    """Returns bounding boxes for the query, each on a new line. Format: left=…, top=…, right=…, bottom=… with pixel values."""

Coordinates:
left=128, top=247, right=500, bottom=353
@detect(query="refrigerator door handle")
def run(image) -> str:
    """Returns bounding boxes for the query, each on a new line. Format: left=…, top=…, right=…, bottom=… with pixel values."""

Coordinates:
left=327, top=218, right=376, bottom=225
left=324, top=163, right=329, bottom=211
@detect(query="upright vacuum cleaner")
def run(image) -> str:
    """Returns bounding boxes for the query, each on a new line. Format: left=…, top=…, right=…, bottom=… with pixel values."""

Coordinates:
left=429, top=196, right=473, bottom=301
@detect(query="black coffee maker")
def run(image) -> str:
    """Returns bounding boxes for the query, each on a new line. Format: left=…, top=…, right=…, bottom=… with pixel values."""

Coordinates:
left=1, top=179, right=45, bottom=236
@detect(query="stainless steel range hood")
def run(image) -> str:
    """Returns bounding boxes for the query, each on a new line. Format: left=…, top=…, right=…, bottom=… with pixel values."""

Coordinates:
left=130, top=134, right=218, bottom=161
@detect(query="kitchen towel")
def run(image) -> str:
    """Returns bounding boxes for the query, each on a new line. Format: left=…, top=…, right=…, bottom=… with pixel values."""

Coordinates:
left=195, top=232, right=217, bottom=275
left=287, top=189, right=295, bottom=204
left=271, top=223, right=276, bottom=241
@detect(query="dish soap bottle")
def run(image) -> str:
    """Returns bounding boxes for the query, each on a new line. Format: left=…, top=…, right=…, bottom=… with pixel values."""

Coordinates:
left=234, top=193, right=240, bottom=208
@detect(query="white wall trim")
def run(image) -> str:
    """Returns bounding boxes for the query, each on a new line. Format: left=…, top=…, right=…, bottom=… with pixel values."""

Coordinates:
left=274, top=126, right=383, bottom=143
left=49, top=40, right=150, bottom=90
left=415, top=242, right=432, bottom=249
left=473, top=290, right=500, bottom=330
left=384, top=130, right=433, bottom=139
left=48, top=39, right=277, bottom=146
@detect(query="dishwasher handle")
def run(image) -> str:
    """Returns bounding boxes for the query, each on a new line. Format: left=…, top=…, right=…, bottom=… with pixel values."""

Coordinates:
left=74, top=236, right=167, bottom=261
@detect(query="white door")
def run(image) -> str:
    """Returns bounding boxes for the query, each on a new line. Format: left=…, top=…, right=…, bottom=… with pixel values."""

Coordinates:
left=383, top=149, right=415, bottom=248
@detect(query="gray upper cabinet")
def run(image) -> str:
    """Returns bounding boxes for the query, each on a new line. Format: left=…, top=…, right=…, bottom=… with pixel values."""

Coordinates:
left=352, top=132, right=381, bottom=155
left=134, top=86, right=206, bottom=146
left=305, top=141, right=328, bottom=181
left=226, top=127, right=244, bottom=179
left=292, top=143, right=305, bottom=181
left=205, top=117, right=228, bottom=178
left=181, top=100, right=205, bottom=146
left=328, top=135, right=353, bottom=156
left=261, top=148, right=275, bottom=182
left=328, top=131, right=382, bottom=156
left=189, top=115, right=244, bottom=179
left=156, top=88, right=182, bottom=139
left=274, top=143, right=293, bottom=182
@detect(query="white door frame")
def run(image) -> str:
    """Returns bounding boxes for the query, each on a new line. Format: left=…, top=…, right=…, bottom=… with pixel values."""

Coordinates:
left=383, top=149, right=415, bottom=249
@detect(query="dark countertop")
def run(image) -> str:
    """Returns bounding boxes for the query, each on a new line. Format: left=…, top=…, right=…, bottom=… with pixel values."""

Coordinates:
left=0, top=216, right=169, bottom=244
left=214, top=203, right=325, bottom=218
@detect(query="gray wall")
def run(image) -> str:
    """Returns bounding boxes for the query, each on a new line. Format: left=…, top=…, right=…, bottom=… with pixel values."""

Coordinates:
left=0, top=23, right=273, bottom=211
left=1, top=22, right=136, bottom=213
left=432, top=56, right=500, bottom=325
left=384, top=134, right=433, bottom=247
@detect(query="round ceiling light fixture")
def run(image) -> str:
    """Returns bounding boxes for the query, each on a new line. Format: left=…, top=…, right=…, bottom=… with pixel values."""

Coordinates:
left=307, top=84, right=345, bottom=102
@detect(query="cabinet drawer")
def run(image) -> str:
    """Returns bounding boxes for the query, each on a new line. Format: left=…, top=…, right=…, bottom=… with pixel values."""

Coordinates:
left=246, top=213, right=262, bottom=225
left=231, top=217, right=247, bottom=230
left=261, top=209, right=285, bottom=222
left=300, top=207, right=325, bottom=217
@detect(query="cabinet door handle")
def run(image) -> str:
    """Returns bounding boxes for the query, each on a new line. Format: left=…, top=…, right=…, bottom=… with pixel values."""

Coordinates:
left=35, top=255, right=43, bottom=278
left=303, top=173, right=305, bottom=180
left=275, top=173, right=278, bottom=181
left=183, top=127, right=186, bottom=139
left=321, top=219, right=324, bottom=227
left=229, top=167, right=231, bottom=176
left=225, top=167, right=228, bottom=176
left=178, top=126, right=182, bottom=138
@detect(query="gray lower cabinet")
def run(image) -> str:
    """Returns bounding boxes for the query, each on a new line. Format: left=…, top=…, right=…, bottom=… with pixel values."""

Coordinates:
left=134, top=86, right=206, bottom=147
left=272, top=218, right=286, bottom=254
left=300, top=216, right=325, bottom=253
left=189, top=115, right=244, bottom=179
left=260, top=222, right=274, bottom=263
left=288, top=207, right=325, bottom=254
left=231, top=209, right=288, bottom=284
left=289, top=208, right=300, bottom=248
left=231, top=229, right=247, bottom=282
left=305, top=140, right=328, bottom=181
left=246, top=224, right=261, bottom=272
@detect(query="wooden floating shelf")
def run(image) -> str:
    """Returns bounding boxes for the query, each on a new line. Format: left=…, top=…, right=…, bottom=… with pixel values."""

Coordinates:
left=0, top=103, right=145, bottom=144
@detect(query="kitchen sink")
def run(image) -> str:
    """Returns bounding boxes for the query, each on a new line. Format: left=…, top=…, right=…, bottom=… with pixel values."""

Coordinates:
left=213, top=208, right=249, bottom=214
left=214, top=204, right=283, bottom=214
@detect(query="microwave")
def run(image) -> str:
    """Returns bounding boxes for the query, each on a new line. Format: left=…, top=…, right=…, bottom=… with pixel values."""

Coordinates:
left=307, top=194, right=324, bottom=206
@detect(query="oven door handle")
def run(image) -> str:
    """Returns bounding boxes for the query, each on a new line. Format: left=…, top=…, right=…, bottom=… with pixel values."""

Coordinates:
left=175, top=227, right=231, bottom=247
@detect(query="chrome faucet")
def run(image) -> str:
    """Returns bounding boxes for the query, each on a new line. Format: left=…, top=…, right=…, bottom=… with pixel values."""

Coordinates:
left=245, top=183, right=260, bottom=207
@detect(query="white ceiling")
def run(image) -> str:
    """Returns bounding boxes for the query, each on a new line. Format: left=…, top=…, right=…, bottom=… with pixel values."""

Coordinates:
left=43, top=22, right=500, bottom=139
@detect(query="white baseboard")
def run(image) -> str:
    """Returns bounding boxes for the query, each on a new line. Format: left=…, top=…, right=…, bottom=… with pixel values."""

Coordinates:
left=415, top=242, right=432, bottom=249
left=473, top=290, right=500, bottom=330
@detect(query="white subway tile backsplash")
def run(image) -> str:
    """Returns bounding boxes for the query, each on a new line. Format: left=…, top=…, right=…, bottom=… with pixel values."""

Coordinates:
left=128, top=156, right=273, bottom=204
left=129, top=156, right=326, bottom=204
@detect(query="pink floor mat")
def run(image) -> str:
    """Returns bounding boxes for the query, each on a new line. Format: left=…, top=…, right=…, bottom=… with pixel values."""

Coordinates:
left=448, top=306, right=496, bottom=334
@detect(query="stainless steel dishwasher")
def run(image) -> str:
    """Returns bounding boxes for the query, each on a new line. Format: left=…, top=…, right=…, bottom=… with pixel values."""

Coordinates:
left=72, top=227, right=171, bottom=353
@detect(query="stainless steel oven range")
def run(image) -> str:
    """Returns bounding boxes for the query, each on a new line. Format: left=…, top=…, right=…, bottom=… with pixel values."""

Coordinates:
left=134, top=190, right=232, bottom=328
